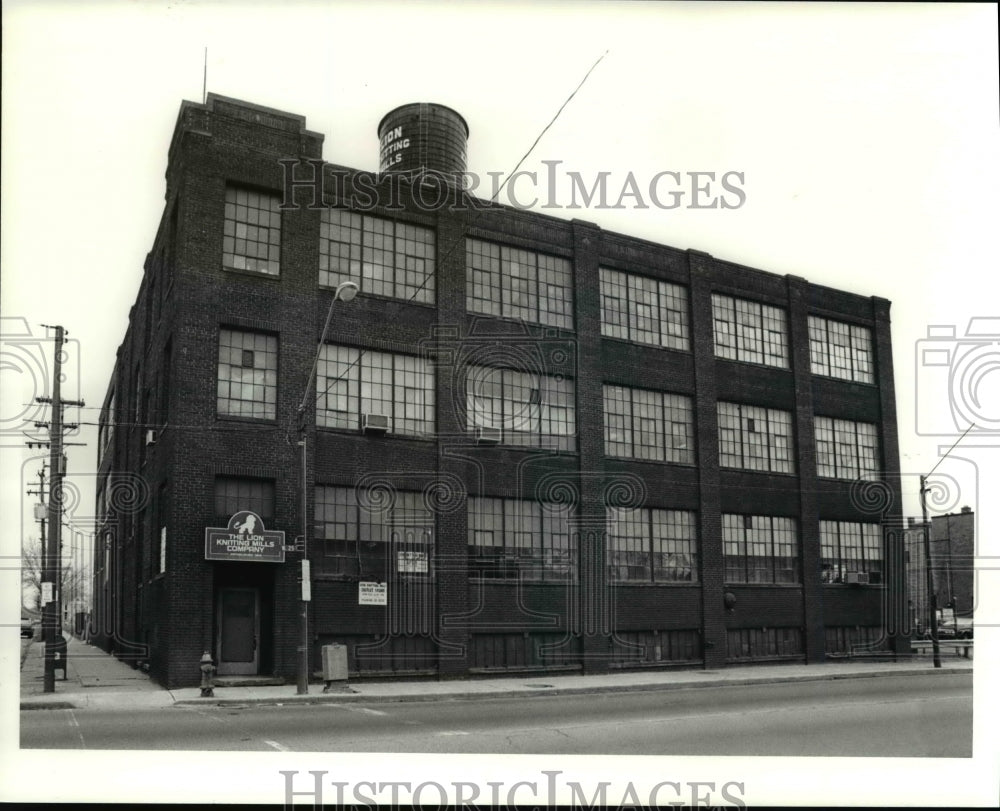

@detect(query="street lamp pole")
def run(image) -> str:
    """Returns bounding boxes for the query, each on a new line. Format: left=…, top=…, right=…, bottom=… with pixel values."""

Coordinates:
left=295, top=281, right=358, bottom=695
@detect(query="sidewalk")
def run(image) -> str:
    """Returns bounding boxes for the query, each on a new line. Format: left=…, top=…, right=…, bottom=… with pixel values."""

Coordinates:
left=19, top=635, right=973, bottom=711
left=20, top=635, right=167, bottom=710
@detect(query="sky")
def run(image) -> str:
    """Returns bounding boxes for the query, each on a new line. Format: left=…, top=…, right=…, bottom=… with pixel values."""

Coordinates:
left=1, top=1, right=998, bottom=806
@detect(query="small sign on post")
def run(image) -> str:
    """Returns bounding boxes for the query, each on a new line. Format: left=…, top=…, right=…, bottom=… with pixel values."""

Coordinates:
left=41, top=582, right=54, bottom=606
left=358, top=582, right=387, bottom=606
left=301, top=559, right=311, bottom=602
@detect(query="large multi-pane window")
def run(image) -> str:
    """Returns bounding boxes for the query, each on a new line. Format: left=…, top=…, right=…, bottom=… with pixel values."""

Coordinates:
left=320, top=209, right=435, bottom=303
left=820, top=520, right=882, bottom=584
left=711, top=294, right=788, bottom=368
left=808, top=316, right=874, bottom=383
left=468, top=496, right=575, bottom=581
left=599, top=268, right=690, bottom=351
left=466, top=239, right=573, bottom=328
left=217, top=329, right=278, bottom=420
left=315, top=486, right=433, bottom=578
left=717, top=402, right=795, bottom=474
left=316, top=345, right=434, bottom=436
left=223, top=187, right=281, bottom=275
left=603, top=385, right=694, bottom=464
left=214, top=477, right=275, bottom=523
left=723, top=514, right=799, bottom=584
left=466, top=365, right=575, bottom=451
left=815, top=417, right=880, bottom=479
left=606, top=507, right=698, bottom=583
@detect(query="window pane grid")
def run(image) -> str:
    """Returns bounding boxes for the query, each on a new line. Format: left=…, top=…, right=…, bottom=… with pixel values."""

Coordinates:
left=223, top=187, right=281, bottom=275
left=602, top=385, right=694, bottom=465
left=321, top=209, right=435, bottom=303
left=316, top=486, right=433, bottom=577
left=821, top=520, right=882, bottom=583
left=722, top=514, right=799, bottom=584
left=468, top=496, right=576, bottom=581
left=466, top=238, right=573, bottom=328
left=815, top=416, right=881, bottom=479
left=217, top=329, right=278, bottom=419
left=711, top=294, right=788, bottom=368
left=317, top=345, right=434, bottom=436
left=808, top=316, right=874, bottom=384
left=608, top=507, right=698, bottom=583
left=717, top=401, right=796, bottom=474
left=599, top=269, right=629, bottom=340
left=599, top=268, right=690, bottom=351
left=466, top=365, right=576, bottom=451
left=215, top=477, right=275, bottom=521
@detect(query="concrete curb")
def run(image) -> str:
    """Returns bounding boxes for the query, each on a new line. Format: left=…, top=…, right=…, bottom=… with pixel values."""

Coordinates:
left=22, top=660, right=973, bottom=712
left=168, top=664, right=973, bottom=709
left=21, top=701, right=77, bottom=711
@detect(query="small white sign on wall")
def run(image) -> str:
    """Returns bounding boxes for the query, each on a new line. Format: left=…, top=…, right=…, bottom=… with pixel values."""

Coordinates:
left=358, top=582, right=387, bottom=606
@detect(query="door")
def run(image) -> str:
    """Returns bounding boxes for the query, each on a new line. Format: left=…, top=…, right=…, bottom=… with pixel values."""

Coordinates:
left=216, top=587, right=259, bottom=676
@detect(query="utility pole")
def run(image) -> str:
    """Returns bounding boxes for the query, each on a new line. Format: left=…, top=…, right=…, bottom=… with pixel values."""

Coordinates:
left=36, top=325, right=85, bottom=693
left=919, top=475, right=941, bottom=669
left=41, top=326, right=65, bottom=692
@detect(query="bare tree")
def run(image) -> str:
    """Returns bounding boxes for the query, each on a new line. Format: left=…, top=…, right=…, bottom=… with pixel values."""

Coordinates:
left=21, top=536, right=87, bottom=614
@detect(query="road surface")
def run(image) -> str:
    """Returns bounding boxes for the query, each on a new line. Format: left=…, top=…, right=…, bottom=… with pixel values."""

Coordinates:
left=21, top=672, right=971, bottom=756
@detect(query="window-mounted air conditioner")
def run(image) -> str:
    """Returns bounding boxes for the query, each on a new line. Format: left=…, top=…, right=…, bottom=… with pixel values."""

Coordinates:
left=362, top=413, right=390, bottom=435
left=476, top=426, right=502, bottom=445
left=845, top=571, right=869, bottom=585
left=145, top=429, right=158, bottom=446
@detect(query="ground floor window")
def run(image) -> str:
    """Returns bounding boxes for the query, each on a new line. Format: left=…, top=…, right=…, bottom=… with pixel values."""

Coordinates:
left=606, top=507, right=698, bottom=582
left=214, top=477, right=275, bottom=523
left=468, top=496, right=576, bottom=581
left=315, top=486, right=433, bottom=579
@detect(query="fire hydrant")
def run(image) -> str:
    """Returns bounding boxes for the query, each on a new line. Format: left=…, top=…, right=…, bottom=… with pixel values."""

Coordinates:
left=199, top=651, right=216, bottom=697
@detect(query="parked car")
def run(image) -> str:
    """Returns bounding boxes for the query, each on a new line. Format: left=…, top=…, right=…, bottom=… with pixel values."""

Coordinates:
left=937, top=624, right=958, bottom=639
left=922, top=618, right=973, bottom=640
left=20, top=616, right=34, bottom=639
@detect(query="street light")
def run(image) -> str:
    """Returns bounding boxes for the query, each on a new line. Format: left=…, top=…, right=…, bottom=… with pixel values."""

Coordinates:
left=296, top=280, right=358, bottom=694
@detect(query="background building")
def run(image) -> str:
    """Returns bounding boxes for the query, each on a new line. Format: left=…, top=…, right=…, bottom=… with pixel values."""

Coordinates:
left=905, top=508, right=975, bottom=633
left=92, top=95, right=907, bottom=688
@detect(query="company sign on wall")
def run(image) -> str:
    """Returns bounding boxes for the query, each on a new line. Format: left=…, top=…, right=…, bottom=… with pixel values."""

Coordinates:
left=205, top=511, right=285, bottom=563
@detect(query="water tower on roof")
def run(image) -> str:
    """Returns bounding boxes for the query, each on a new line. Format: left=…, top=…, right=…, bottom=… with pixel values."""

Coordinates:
left=377, top=103, right=469, bottom=179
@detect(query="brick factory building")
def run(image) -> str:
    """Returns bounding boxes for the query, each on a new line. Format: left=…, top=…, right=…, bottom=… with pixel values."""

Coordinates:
left=92, top=95, right=908, bottom=688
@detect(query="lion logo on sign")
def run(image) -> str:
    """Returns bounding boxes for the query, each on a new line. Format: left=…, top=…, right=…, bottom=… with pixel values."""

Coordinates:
left=234, top=515, right=258, bottom=535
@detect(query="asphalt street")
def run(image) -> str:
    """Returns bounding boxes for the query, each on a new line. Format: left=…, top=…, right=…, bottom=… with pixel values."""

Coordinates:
left=21, top=671, right=971, bottom=756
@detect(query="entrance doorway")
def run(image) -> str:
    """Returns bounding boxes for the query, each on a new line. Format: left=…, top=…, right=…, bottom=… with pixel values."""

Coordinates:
left=216, top=587, right=259, bottom=676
